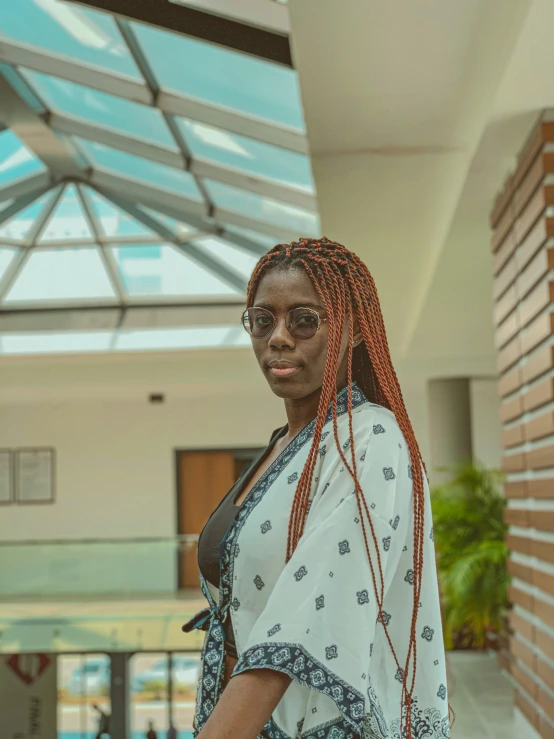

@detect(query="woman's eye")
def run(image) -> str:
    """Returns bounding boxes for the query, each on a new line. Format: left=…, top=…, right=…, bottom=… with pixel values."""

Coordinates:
left=255, top=315, right=272, bottom=326
left=296, top=313, right=318, bottom=326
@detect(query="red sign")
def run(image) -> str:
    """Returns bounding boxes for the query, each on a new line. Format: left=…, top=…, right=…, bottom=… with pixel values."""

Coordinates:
left=7, top=654, right=51, bottom=686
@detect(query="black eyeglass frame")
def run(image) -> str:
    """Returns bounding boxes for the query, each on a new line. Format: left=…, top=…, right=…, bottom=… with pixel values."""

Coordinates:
left=241, top=306, right=328, bottom=340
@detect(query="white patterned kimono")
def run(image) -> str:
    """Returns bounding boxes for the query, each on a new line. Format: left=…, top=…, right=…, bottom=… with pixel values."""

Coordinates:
left=185, top=384, right=450, bottom=739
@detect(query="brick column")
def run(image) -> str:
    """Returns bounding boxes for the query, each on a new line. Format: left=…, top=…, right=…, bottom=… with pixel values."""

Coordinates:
left=491, top=113, right=554, bottom=738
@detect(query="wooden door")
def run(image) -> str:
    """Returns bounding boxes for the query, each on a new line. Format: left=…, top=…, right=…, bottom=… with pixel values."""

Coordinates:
left=177, top=451, right=236, bottom=589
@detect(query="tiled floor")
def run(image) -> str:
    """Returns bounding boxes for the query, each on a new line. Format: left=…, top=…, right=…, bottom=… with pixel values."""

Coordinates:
left=449, top=651, right=516, bottom=738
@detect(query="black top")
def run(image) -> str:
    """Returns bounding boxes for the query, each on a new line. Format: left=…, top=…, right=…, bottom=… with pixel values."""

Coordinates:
left=196, top=426, right=285, bottom=658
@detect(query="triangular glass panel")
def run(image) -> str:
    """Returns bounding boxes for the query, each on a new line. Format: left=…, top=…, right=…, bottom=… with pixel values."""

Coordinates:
left=138, top=205, right=197, bottom=241
left=193, top=236, right=259, bottom=279
left=0, top=192, right=51, bottom=243
left=38, top=185, right=93, bottom=243
left=109, top=243, right=239, bottom=297
left=85, top=188, right=160, bottom=240
left=4, top=246, right=117, bottom=304
left=225, top=226, right=279, bottom=251
left=0, top=129, right=45, bottom=187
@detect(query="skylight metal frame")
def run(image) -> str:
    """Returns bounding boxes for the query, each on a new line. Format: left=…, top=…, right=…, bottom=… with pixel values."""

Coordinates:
left=0, top=3, right=319, bottom=343
left=0, top=38, right=307, bottom=153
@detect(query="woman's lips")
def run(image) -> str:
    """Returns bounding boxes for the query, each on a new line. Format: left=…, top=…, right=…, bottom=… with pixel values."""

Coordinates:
left=268, top=363, right=301, bottom=378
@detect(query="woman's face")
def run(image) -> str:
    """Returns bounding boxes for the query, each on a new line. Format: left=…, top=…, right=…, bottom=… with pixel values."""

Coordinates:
left=250, top=266, right=352, bottom=400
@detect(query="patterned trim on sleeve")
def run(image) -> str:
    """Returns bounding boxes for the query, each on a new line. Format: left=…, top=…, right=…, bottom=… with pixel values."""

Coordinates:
left=233, top=642, right=365, bottom=739
left=235, top=643, right=451, bottom=739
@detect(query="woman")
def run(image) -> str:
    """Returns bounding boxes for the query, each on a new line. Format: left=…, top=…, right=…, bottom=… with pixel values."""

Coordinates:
left=183, top=238, right=450, bottom=739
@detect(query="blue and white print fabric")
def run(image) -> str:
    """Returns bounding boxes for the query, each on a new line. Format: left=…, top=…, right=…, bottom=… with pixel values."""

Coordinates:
left=192, top=384, right=449, bottom=739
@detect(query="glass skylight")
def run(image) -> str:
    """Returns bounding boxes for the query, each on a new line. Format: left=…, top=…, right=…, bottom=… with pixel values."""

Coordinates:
left=0, top=0, right=319, bottom=356
left=110, top=243, right=240, bottom=298
left=85, top=189, right=158, bottom=239
left=37, top=184, right=93, bottom=243
left=76, top=139, right=202, bottom=200
left=131, top=22, right=305, bottom=129
left=0, top=130, right=45, bottom=187
left=4, top=247, right=117, bottom=304
left=206, top=179, right=319, bottom=234
left=177, top=118, right=314, bottom=191
left=22, top=70, right=175, bottom=149
left=0, top=193, right=51, bottom=242
left=0, top=0, right=141, bottom=79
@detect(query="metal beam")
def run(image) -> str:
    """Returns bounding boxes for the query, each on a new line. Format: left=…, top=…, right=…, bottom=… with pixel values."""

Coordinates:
left=0, top=172, right=52, bottom=203
left=214, top=206, right=307, bottom=242
left=96, top=189, right=246, bottom=292
left=78, top=185, right=128, bottom=303
left=49, top=113, right=182, bottom=169
left=0, top=250, right=31, bottom=303
left=0, top=39, right=306, bottom=153
left=0, top=185, right=53, bottom=227
left=0, top=38, right=150, bottom=102
left=99, top=189, right=268, bottom=258
left=114, top=19, right=216, bottom=213
left=168, top=0, right=290, bottom=35
left=0, top=301, right=245, bottom=333
left=176, top=243, right=247, bottom=293
left=0, top=70, right=89, bottom=179
left=48, top=112, right=315, bottom=210
left=94, top=187, right=212, bottom=240
left=68, top=0, right=293, bottom=66
left=219, top=229, right=268, bottom=258
left=96, top=181, right=303, bottom=243
left=160, top=90, right=307, bottom=155
left=27, top=186, right=64, bottom=246
left=88, top=169, right=208, bottom=219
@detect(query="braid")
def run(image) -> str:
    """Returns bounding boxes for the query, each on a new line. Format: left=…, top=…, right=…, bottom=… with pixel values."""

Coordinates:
left=246, top=237, right=431, bottom=739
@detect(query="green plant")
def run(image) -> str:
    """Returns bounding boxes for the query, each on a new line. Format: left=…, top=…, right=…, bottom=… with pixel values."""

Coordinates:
left=431, top=462, right=509, bottom=650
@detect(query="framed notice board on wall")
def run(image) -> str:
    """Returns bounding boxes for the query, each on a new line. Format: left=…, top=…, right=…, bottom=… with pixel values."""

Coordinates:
left=0, top=450, right=13, bottom=504
left=15, top=448, right=55, bottom=504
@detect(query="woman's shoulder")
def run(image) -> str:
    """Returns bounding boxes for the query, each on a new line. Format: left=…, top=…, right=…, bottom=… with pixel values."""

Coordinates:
left=349, top=399, right=403, bottom=440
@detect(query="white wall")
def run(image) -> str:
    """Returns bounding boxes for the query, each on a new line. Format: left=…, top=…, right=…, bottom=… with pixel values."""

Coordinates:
left=0, top=347, right=492, bottom=594
left=0, top=390, right=283, bottom=542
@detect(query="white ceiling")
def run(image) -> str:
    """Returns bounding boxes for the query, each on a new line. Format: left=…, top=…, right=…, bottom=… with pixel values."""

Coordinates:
left=2, top=0, right=554, bottom=399
left=289, top=0, right=538, bottom=368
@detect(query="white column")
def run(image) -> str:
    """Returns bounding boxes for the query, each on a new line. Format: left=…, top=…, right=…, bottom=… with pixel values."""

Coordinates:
left=428, top=378, right=473, bottom=486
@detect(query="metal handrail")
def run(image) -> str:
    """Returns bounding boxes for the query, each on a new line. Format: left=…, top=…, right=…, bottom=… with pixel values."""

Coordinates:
left=0, top=534, right=199, bottom=547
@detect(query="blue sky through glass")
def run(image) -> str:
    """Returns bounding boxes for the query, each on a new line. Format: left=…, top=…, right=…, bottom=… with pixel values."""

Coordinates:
left=0, top=0, right=141, bottom=79
left=38, top=184, right=93, bottom=243
left=206, top=180, right=319, bottom=235
left=76, top=139, right=202, bottom=200
left=178, top=118, right=313, bottom=191
left=0, top=192, right=51, bottom=242
left=23, top=70, right=176, bottom=149
left=110, top=243, right=240, bottom=298
left=132, top=22, right=305, bottom=130
left=4, top=247, right=117, bottom=303
left=86, top=189, right=159, bottom=240
left=193, top=236, right=258, bottom=279
left=0, top=130, right=45, bottom=187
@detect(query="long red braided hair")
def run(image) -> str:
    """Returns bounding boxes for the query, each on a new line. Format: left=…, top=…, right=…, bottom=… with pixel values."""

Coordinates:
left=247, top=237, right=427, bottom=738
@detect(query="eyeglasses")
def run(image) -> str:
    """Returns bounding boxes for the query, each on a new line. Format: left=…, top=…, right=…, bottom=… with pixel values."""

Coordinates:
left=241, top=307, right=327, bottom=340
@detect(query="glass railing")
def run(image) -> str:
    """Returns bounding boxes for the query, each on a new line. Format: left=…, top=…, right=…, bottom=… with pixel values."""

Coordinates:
left=0, top=537, right=207, bottom=653
left=0, top=535, right=198, bottom=598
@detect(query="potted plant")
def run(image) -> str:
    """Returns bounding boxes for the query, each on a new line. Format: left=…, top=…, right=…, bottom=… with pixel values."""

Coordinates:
left=431, top=462, right=509, bottom=650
